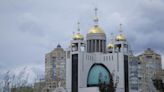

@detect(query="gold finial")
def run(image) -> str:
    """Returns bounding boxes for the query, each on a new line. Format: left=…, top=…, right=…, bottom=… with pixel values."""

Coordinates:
left=73, top=31, right=75, bottom=35
left=72, top=22, right=84, bottom=40
left=94, top=8, right=99, bottom=26
left=77, top=21, right=80, bottom=33
left=119, top=23, right=123, bottom=33
left=110, top=33, right=114, bottom=42
left=107, top=33, right=114, bottom=49
left=116, top=23, right=126, bottom=41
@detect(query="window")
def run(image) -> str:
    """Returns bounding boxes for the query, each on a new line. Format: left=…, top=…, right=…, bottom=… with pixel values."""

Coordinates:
left=87, top=64, right=112, bottom=87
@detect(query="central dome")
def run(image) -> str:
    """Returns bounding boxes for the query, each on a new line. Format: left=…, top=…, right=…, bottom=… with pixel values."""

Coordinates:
left=88, top=26, right=104, bottom=34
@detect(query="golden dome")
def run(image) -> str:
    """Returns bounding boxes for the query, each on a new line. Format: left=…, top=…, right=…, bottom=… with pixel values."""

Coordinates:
left=73, top=33, right=84, bottom=40
left=88, top=26, right=104, bottom=34
left=116, top=34, right=126, bottom=41
left=107, top=43, right=114, bottom=49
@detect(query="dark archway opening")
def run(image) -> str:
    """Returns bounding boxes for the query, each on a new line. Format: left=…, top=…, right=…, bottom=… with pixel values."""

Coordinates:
left=87, top=63, right=114, bottom=92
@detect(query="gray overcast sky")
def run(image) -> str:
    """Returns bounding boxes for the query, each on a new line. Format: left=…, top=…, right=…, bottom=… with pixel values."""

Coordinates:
left=0, top=0, right=164, bottom=81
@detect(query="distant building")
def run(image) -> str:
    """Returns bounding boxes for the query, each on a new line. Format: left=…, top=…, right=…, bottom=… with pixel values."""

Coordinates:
left=43, top=44, right=66, bottom=92
left=138, top=48, right=162, bottom=92
left=34, top=44, right=66, bottom=92
left=45, top=44, right=66, bottom=82
left=129, top=52, right=139, bottom=92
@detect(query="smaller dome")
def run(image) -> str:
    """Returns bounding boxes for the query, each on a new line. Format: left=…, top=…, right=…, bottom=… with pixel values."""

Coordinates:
left=107, top=43, right=114, bottom=49
left=73, top=33, right=84, bottom=40
left=116, top=34, right=126, bottom=41
left=88, top=26, right=104, bottom=34
left=57, top=44, right=61, bottom=48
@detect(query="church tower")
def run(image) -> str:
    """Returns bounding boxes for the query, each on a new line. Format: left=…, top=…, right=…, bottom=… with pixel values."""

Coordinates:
left=107, top=33, right=114, bottom=53
left=115, top=24, right=128, bottom=54
left=114, top=24, right=129, bottom=92
left=87, top=8, right=106, bottom=53
left=67, top=22, right=86, bottom=92
left=71, top=22, right=85, bottom=52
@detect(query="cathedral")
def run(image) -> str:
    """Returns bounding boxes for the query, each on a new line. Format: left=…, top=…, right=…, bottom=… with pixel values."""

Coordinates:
left=65, top=8, right=130, bottom=92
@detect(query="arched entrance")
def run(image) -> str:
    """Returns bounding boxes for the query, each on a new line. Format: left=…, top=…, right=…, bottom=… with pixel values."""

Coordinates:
left=87, top=63, right=114, bottom=92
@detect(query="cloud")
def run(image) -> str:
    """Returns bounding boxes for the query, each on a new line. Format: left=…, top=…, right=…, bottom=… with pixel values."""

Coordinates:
left=0, top=0, right=164, bottom=82
left=19, top=21, right=45, bottom=36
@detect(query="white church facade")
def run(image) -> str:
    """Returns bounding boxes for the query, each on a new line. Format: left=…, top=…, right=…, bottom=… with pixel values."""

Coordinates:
left=65, top=8, right=130, bottom=92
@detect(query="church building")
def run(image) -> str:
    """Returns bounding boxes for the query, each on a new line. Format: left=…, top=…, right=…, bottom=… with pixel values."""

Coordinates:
left=65, top=8, right=130, bottom=92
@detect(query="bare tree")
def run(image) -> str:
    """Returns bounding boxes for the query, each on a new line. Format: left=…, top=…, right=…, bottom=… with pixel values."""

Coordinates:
left=1, top=67, right=33, bottom=92
left=0, top=81, right=3, bottom=92
left=3, top=71, right=11, bottom=92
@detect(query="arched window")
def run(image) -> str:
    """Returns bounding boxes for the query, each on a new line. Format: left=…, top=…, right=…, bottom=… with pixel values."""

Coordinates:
left=87, top=64, right=112, bottom=87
